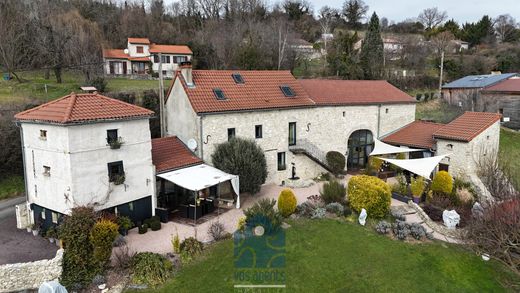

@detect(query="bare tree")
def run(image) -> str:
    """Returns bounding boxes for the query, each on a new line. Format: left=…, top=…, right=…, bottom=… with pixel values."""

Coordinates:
left=494, top=14, right=517, bottom=43
left=431, top=31, right=454, bottom=93
left=418, top=7, right=447, bottom=30
left=198, top=0, right=224, bottom=19
left=318, top=6, right=340, bottom=52
left=342, top=0, right=368, bottom=30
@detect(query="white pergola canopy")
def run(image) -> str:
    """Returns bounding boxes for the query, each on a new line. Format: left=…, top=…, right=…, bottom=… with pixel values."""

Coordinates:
left=157, top=164, right=240, bottom=208
left=378, top=155, right=448, bottom=179
left=369, top=139, right=424, bottom=156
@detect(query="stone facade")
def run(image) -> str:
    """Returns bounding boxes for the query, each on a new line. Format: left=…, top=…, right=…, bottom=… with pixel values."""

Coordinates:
left=165, top=77, right=416, bottom=185
left=436, top=121, right=500, bottom=177
left=0, top=249, right=63, bottom=292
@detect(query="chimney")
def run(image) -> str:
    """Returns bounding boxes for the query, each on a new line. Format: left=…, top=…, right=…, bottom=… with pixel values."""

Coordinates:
left=180, top=61, right=193, bottom=86
left=490, top=70, right=502, bottom=75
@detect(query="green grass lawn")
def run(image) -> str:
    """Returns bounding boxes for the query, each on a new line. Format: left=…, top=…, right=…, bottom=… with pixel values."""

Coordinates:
left=135, top=219, right=518, bottom=292
left=0, top=70, right=170, bottom=104
left=499, top=128, right=520, bottom=189
left=415, top=99, right=463, bottom=124
left=0, top=175, right=24, bottom=201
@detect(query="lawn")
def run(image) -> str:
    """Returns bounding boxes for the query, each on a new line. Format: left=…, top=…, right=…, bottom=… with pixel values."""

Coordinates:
left=499, top=128, right=520, bottom=189
left=135, top=219, right=518, bottom=292
left=0, top=175, right=24, bottom=201
left=0, top=70, right=170, bottom=104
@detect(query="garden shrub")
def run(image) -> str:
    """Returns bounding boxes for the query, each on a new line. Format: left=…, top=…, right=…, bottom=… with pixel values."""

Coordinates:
left=277, top=189, right=297, bottom=217
left=409, top=223, right=427, bottom=240
left=431, top=171, right=453, bottom=195
left=208, top=221, right=227, bottom=241
left=391, top=175, right=408, bottom=195
left=368, top=157, right=383, bottom=174
left=343, top=205, right=352, bottom=216
left=326, top=151, right=345, bottom=175
left=325, top=202, right=344, bottom=216
left=348, top=175, right=391, bottom=219
left=244, top=198, right=282, bottom=234
left=375, top=220, right=391, bottom=234
left=237, top=217, right=246, bottom=232
left=131, top=252, right=173, bottom=287
left=180, top=237, right=204, bottom=259
left=320, top=179, right=346, bottom=204
left=390, top=209, right=406, bottom=221
left=138, top=224, right=148, bottom=234
left=211, top=137, right=267, bottom=194
left=456, top=188, right=474, bottom=204
left=392, top=220, right=410, bottom=240
left=410, top=176, right=425, bottom=198
left=296, top=201, right=317, bottom=218
left=171, top=233, right=180, bottom=254
left=59, top=207, right=97, bottom=289
left=117, top=216, right=133, bottom=232
left=311, top=207, right=326, bottom=219
left=150, top=220, right=161, bottom=231
left=90, top=219, right=119, bottom=272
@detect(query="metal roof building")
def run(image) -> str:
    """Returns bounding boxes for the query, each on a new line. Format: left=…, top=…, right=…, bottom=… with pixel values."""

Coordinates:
left=442, top=73, right=518, bottom=89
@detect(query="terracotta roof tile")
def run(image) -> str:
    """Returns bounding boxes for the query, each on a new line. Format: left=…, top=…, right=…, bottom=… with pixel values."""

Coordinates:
left=299, top=80, right=415, bottom=105
left=433, top=112, right=501, bottom=142
left=152, top=136, right=202, bottom=173
left=103, top=49, right=129, bottom=59
left=149, top=44, right=192, bottom=55
left=128, top=56, right=151, bottom=62
left=482, top=78, right=520, bottom=93
left=15, top=93, right=154, bottom=124
left=175, top=70, right=316, bottom=113
left=383, top=121, right=445, bottom=149
left=128, top=37, right=150, bottom=44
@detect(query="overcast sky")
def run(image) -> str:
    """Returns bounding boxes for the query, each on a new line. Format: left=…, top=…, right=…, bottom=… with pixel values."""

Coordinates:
left=162, top=0, right=520, bottom=24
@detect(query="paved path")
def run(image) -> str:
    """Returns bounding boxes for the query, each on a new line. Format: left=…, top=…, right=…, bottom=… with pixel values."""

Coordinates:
left=0, top=196, right=25, bottom=220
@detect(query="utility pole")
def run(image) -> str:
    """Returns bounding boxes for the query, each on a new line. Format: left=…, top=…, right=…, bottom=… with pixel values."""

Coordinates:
left=438, top=50, right=445, bottom=95
left=158, top=52, right=165, bottom=137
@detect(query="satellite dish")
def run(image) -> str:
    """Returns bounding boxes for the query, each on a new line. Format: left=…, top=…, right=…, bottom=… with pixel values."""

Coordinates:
left=124, top=48, right=129, bottom=55
left=187, top=139, right=198, bottom=151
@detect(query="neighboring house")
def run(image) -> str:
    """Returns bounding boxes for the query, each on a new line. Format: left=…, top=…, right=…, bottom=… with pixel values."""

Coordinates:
left=383, top=112, right=501, bottom=177
left=441, top=72, right=518, bottom=111
left=450, top=40, right=469, bottom=53
left=290, top=38, right=321, bottom=59
left=165, top=64, right=416, bottom=185
left=14, top=93, right=156, bottom=227
left=102, top=37, right=192, bottom=78
left=480, top=79, right=520, bottom=129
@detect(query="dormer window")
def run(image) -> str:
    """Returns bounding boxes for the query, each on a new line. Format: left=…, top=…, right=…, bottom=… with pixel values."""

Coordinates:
left=280, top=85, right=295, bottom=97
left=136, top=46, right=143, bottom=53
left=232, top=73, right=244, bottom=84
left=43, top=166, right=51, bottom=177
left=40, top=130, right=47, bottom=140
left=213, top=88, right=227, bottom=100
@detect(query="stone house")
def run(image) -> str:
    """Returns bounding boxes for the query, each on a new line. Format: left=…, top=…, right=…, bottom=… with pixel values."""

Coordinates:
left=441, top=72, right=518, bottom=111
left=382, top=112, right=501, bottom=177
left=14, top=93, right=157, bottom=227
left=480, top=79, right=520, bottom=129
left=165, top=64, right=416, bottom=185
left=102, top=37, right=192, bottom=78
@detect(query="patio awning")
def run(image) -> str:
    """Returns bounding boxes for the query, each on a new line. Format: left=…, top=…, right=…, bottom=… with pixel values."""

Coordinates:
left=378, top=155, right=449, bottom=179
left=157, top=164, right=240, bottom=208
left=369, top=139, right=424, bottom=156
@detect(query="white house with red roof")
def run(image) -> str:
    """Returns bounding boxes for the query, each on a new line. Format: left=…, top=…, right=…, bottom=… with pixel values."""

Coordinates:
left=165, top=64, right=416, bottom=184
left=14, top=93, right=157, bottom=228
left=102, top=37, right=192, bottom=78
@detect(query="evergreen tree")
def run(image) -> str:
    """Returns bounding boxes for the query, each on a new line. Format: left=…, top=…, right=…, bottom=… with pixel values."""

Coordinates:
left=359, top=12, right=384, bottom=79
left=326, top=31, right=362, bottom=78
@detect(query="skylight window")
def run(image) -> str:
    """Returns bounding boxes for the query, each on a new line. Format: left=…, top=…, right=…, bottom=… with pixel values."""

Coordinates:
left=280, top=85, right=295, bottom=97
left=232, top=73, right=244, bottom=84
left=213, top=88, right=227, bottom=100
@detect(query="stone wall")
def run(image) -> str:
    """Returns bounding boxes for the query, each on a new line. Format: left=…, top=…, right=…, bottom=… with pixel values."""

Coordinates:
left=0, top=249, right=63, bottom=292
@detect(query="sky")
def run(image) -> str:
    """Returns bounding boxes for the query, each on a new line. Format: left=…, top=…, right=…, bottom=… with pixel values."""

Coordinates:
left=161, top=0, right=520, bottom=24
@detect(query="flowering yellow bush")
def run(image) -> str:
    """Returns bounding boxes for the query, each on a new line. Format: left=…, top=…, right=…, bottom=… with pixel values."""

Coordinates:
left=277, top=188, right=297, bottom=217
left=410, top=176, right=426, bottom=198
left=348, top=175, right=391, bottom=219
left=431, top=171, right=453, bottom=195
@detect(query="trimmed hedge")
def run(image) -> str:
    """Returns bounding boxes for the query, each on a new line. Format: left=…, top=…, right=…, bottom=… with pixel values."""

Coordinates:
left=348, top=175, right=391, bottom=219
left=277, top=188, right=297, bottom=217
left=326, top=151, right=346, bottom=175
left=431, top=171, right=453, bottom=195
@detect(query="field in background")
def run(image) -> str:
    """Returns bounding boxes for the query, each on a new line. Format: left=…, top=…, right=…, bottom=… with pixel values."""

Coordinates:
left=500, top=128, right=520, bottom=189
left=0, top=71, right=170, bottom=104
left=0, top=176, right=24, bottom=201
left=415, top=98, right=463, bottom=124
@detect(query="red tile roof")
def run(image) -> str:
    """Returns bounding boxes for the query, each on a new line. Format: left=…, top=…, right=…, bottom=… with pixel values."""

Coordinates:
left=152, top=136, right=202, bottom=173
left=128, top=37, right=150, bottom=44
left=128, top=56, right=151, bottom=62
left=174, top=70, right=316, bottom=113
left=383, top=120, right=445, bottom=149
left=103, top=49, right=129, bottom=59
left=149, top=44, right=192, bottom=55
left=433, top=112, right=501, bottom=142
left=299, top=80, right=415, bottom=105
left=15, top=93, right=154, bottom=124
left=482, top=78, right=520, bottom=93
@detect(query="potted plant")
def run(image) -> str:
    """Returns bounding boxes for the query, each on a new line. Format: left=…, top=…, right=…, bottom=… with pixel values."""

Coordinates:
left=112, top=173, right=126, bottom=185
left=117, top=216, right=133, bottom=236
left=411, top=176, right=426, bottom=204
left=45, top=227, right=57, bottom=243
left=108, top=137, right=123, bottom=149
left=31, top=223, right=40, bottom=236
left=26, top=224, right=32, bottom=233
